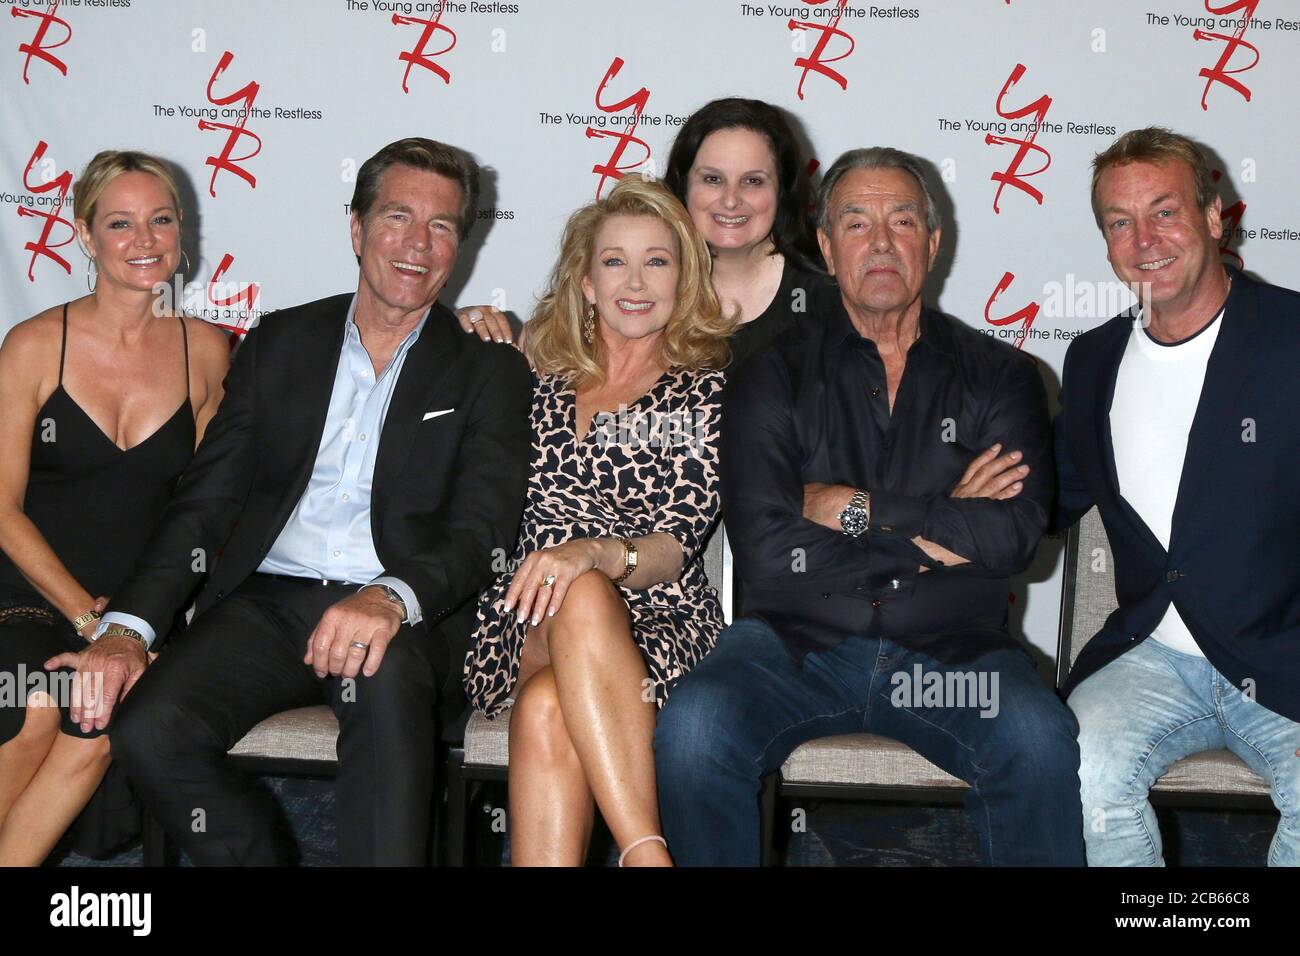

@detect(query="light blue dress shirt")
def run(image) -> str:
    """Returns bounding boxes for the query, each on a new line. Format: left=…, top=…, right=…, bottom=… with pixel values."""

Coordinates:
left=101, top=296, right=425, bottom=648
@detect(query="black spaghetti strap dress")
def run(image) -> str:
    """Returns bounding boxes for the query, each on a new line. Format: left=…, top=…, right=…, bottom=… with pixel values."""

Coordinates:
left=0, top=303, right=196, bottom=857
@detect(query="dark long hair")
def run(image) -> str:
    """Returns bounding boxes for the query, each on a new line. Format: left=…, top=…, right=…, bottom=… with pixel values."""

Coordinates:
left=664, top=97, right=822, bottom=274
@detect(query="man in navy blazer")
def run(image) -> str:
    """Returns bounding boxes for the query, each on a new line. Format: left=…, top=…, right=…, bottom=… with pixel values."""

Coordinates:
left=1056, top=127, right=1300, bottom=866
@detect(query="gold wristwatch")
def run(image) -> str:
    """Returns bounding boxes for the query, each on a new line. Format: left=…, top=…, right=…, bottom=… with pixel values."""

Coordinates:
left=612, top=537, right=638, bottom=584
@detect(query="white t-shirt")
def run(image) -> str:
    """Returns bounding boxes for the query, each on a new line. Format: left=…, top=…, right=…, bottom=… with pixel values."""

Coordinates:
left=1109, top=308, right=1224, bottom=657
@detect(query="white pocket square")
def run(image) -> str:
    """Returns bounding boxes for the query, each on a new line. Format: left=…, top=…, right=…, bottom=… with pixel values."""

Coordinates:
left=422, top=408, right=455, bottom=421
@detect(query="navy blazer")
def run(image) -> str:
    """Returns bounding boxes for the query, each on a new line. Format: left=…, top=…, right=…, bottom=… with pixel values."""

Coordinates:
left=1055, top=268, right=1300, bottom=722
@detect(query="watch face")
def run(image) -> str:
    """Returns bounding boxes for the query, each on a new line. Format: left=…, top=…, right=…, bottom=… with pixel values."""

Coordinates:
left=840, top=507, right=868, bottom=536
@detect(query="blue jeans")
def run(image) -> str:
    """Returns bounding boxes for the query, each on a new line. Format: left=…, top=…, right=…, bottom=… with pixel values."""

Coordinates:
left=654, top=617, right=1086, bottom=865
left=1070, top=637, right=1300, bottom=866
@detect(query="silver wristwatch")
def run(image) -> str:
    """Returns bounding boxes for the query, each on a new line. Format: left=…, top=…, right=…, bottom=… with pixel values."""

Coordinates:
left=837, top=489, right=871, bottom=537
left=374, top=585, right=409, bottom=622
left=96, top=623, right=148, bottom=649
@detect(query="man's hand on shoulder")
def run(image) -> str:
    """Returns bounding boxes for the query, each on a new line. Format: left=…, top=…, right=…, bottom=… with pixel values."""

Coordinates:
left=305, top=588, right=406, bottom=680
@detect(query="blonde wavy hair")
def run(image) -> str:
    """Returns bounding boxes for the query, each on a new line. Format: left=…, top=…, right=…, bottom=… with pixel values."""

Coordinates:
left=525, top=177, right=734, bottom=388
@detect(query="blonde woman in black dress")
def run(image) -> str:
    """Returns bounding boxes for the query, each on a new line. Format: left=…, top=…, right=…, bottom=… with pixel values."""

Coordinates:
left=465, top=178, right=732, bottom=866
left=0, top=151, right=228, bottom=864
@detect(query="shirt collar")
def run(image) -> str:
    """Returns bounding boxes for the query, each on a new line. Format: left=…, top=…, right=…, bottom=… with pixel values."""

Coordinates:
left=822, top=289, right=953, bottom=360
left=343, top=294, right=431, bottom=351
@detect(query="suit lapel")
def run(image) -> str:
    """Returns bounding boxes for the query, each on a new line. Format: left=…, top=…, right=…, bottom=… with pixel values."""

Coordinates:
left=371, top=303, right=463, bottom=523
left=1094, top=309, right=1166, bottom=558
left=1168, top=272, right=1260, bottom=550
left=261, top=297, right=349, bottom=553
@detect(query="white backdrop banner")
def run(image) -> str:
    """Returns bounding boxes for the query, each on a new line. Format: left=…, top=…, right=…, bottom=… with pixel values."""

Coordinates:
left=4, top=0, right=1298, bottom=661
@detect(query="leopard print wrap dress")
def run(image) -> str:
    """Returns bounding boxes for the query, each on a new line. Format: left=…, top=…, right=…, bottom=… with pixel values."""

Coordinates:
left=465, top=367, right=726, bottom=718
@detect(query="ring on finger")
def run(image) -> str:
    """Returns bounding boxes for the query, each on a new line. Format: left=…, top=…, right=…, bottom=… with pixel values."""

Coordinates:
left=350, top=640, right=370, bottom=650
left=468, top=310, right=483, bottom=324
left=540, top=573, right=557, bottom=588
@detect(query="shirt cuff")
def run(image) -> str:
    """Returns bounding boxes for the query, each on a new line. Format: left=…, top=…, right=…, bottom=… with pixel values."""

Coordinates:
left=96, top=612, right=158, bottom=651
left=868, top=490, right=928, bottom=539
left=864, top=534, right=925, bottom=597
left=365, top=576, right=422, bottom=625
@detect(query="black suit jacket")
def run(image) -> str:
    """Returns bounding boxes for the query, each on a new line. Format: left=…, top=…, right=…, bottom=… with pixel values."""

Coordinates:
left=1055, top=269, right=1300, bottom=722
left=113, top=293, right=532, bottom=695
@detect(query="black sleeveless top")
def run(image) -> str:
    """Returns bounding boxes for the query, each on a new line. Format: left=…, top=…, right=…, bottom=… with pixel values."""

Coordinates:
left=0, top=304, right=196, bottom=604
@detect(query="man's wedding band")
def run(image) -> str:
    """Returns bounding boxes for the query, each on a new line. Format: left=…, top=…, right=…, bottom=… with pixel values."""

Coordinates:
left=350, top=641, right=369, bottom=650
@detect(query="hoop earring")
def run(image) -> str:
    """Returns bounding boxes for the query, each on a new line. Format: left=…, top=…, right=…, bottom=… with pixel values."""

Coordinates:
left=583, top=304, right=597, bottom=344
left=180, top=250, right=191, bottom=279
left=86, top=257, right=97, bottom=294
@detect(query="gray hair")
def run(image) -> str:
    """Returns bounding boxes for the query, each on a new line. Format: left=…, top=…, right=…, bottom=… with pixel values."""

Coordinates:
left=816, top=147, right=941, bottom=235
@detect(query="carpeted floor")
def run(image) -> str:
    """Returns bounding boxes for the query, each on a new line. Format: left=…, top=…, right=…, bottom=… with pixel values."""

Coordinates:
left=50, top=775, right=1279, bottom=867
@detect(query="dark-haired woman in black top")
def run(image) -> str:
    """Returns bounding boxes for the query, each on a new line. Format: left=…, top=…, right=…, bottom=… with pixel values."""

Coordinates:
left=0, top=151, right=228, bottom=864
left=663, top=97, right=832, bottom=369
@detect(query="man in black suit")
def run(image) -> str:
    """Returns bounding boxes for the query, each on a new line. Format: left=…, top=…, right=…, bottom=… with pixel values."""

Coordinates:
left=1057, top=127, right=1300, bottom=866
left=80, top=138, right=532, bottom=865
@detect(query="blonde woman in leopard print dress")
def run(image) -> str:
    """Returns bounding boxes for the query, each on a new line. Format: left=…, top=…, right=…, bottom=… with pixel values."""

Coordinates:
left=464, top=178, right=733, bottom=867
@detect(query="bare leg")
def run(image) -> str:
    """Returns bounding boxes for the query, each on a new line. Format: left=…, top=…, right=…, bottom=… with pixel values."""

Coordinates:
left=546, top=571, right=671, bottom=866
left=0, top=730, right=112, bottom=866
left=507, top=666, right=595, bottom=866
left=0, top=694, right=61, bottom=835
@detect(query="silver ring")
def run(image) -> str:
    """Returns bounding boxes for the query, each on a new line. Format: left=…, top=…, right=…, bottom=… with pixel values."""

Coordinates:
left=467, top=310, right=483, bottom=324
left=540, top=573, right=557, bottom=588
left=350, top=640, right=370, bottom=651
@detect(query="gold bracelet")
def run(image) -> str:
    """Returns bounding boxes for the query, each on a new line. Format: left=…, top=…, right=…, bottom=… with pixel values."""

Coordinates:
left=612, top=537, right=638, bottom=584
left=72, top=609, right=101, bottom=633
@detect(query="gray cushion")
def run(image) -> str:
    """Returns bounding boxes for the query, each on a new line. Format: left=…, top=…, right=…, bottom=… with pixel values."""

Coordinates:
left=701, top=523, right=725, bottom=599
left=776, top=735, right=1267, bottom=797
left=1067, top=506, right=1119, bottom=668
left=780, top=733, right=964, bottom=789
left=229, top=705, right=338, bottom=763
left=464, top=708, right=511, bottom=767
left=1154, top=750, right=1269, bottom=796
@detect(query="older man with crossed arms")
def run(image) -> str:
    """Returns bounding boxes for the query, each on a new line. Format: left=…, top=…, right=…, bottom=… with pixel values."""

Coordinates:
left=654, top=146, right=1084, bottom=866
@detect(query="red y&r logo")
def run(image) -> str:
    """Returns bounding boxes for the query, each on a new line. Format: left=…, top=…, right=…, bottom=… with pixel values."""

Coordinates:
left=199, top=51, right=263, bottom=198
left=984, top=270, right=1040, bottom=350
left=12, top=0, right=70, bottom=84
left=789, top=0, right=855, bottom=101
left=985, top=64, right=1053, bottom=213
left=1211, top=169, right=1246, bottom=269
left=586, top=57, right=651, bottom=199
left=1194, top=0, right=1260, bottom=110
left=393, top=11, right=456, bottom=92
left=17, top=141, right=74, bottom=282
left=207, top=252, right=261, bottom=345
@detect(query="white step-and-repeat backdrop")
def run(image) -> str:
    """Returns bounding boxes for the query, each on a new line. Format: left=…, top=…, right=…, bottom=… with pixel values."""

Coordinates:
left=5, top=0, right=1298, bottom=662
